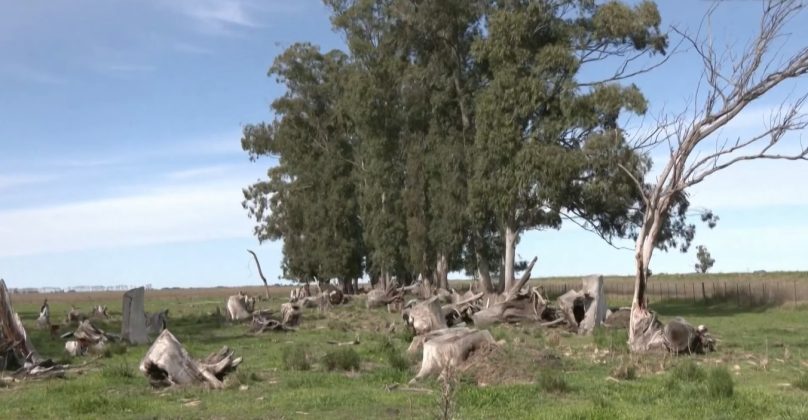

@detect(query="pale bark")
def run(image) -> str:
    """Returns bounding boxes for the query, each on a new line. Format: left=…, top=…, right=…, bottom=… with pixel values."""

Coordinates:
left=475, top=247, right=495, bottom=294
left=557, top=275, right=608, bottom=335
left=280, top=303, right=301, bottom=327
left=409, top=327, right=495, bottom=383
left=226, top=292, right=256, bottom=321
left=436, top=253, right=449, bottom=290
left=139, top=330, right=242, bottom=388
left=65, top=320, right=112, bottom=356
left=503, top=226, right=517, bottom=293
left=122, top=287, right=149, bottom=345
left=402, top=297, right=447, bottom=335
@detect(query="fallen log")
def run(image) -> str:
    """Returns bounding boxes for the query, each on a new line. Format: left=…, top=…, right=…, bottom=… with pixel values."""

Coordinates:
left=409, top=327, right=496, bottom=382
left=0, top=279, right=65, bottom=378
left=139, top=329, right=242, bottom=388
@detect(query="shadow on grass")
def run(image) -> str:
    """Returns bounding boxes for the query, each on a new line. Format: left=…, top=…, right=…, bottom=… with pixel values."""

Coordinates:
left=651, top=299, right=778, bottom=318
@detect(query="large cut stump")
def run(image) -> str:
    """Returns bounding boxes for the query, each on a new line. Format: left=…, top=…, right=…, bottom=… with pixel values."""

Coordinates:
left=122, top=287, right=149, bottom=345
left=472, top=294, right=545, bottom=328
left=226, top=292, right=255, bottom=321
left=410, top=327, right=495, bottom=382
left=366, top=288, right=402, bottom=309
left=557, top=275, right=608, bottom=335
left=139, top=330, right=242, bottom=388
left=628, top=307, right=715, bottom=354
left=0, top=279, right=65, bottom=378
left=146, top=310, right=169, bottom=335
left=64, top=320, right=115, bottom=356
left=402, top=297, right=447, bottom=335
left=280, top=303, right=301, bottom=327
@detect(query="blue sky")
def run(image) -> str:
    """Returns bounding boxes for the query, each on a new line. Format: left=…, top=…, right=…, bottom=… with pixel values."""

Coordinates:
left=1, top=0, right=807, bottom=289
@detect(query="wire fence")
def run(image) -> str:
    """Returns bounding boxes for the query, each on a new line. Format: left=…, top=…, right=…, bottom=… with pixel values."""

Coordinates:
left=540, top=277, right=808, bottom=306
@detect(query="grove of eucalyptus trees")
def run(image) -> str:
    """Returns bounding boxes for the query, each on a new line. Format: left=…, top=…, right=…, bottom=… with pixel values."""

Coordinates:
left=241, top=0, right=694, bottom=295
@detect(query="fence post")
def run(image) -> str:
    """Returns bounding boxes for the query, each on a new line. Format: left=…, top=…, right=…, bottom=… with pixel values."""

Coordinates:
left=724, top=281, right=727, bottom=298
left=748, top=283, right=753, bottom=304
left=674, top=283, right=678, bottom=300
left=795, top=280, right=798, bottom=306
left=736, top=283, right=741, bottom=306
left=692, top=283, right=696, bottom=303
left=762, top=282, right=766, bottom=304
left=702, top=282, right=707, bottom=302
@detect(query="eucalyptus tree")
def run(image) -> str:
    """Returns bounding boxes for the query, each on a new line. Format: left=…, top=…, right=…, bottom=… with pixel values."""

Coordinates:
left=241, top=44, right=364, bottom=289
left=468, top=0, right=668, bottom=293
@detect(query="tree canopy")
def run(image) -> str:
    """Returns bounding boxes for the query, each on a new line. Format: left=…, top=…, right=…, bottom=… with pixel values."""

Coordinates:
left=242, top=0, right=693, bottom=291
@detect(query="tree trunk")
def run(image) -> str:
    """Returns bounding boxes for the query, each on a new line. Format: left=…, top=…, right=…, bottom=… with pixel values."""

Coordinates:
left=475, top=248, right=494, bottom=294
left=140, top=330, right=242, bottom=388
left=402, top=297, right=447, bottom=335
left=503, top=226, right=517, bottom=293
left=436, top=253, right=449, bottom=290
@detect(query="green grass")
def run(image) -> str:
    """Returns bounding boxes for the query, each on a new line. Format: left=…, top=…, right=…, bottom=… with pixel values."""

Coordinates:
left=3, top=286, right=808, bottom=419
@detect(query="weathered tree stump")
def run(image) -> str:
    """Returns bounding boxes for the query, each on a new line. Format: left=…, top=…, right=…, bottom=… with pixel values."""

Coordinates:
left=139, top=329, right=242, bottom=388
left=146, top=309, right=169, bottom=336
left=0, top=279, right=65, bottom=378
left=557, top=275, right=608, bottom=335
left=280, top=303, right=301, bottom=327
left=628, top=308, right=715, bottom=354
left=225, top=292, right=256, bottom=321
left=402, top=297, right=447, bottom=335
left=409, top=327, right=496, bottom=382
left=122, top=287, right=149, bottom=345
left=64, top=320, right=116, bottom=356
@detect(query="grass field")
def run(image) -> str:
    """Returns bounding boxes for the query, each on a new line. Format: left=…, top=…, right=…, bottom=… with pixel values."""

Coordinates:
left=2, top=276, right=808, bottom=419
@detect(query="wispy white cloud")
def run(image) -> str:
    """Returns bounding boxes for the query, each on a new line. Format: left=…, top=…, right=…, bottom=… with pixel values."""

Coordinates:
left=0, top=182, right=252, bottom=258
left=162, top=0, right=260, bottom=35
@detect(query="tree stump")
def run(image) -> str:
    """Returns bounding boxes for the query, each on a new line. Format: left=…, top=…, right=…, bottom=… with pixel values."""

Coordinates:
left=122, top=287, right=149, bottom=345
left=226, top=292, right=256, bottom=321
left=139, top=329, right=242, bottom=388
left=409, top=327, right=496, bottom=382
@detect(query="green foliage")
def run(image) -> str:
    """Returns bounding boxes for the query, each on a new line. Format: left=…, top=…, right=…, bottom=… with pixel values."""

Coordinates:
left=101, top=342, right=128, bottom=358
left=377, top=337, right=409, bottom=371
left=100, top=363, right=135, bottom=379
left=707, top=367, right=734, bottom=398
left=322, top=347, right=361, bottom=371
left=282, top=344, right=312, bottom=371
left=695, top=245, right=716, bottom=273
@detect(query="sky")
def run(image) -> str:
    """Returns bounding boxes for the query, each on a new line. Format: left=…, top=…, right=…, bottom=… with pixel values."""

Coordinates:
left=1, top=0, right=807, bottom=290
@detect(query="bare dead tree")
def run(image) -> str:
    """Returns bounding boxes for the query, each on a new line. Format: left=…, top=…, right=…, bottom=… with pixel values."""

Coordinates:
left=247, top=249, right=271, bottom=300
left=627, top=0, right=808, bottom=352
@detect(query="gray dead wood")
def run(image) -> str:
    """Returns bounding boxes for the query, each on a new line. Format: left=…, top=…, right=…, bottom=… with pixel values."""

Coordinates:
left=280, top=303, right=301, bottom=328
left=90, top=305, right=109, bottom=319
left=470, top=257, right=550, bottom=327
left=139, top=329, right=241, bottom=388
left=402, top=297, right=447, bottom=335
left=145, top=309, right=169, bottom=335
left=225, top=292, right=256, bottom=321
left=603, top=307, right=631, bottom=329
left=366, top=287, right=403, bottom=309
left=36, top=300, right=50, bottom=329
left=122, top=287, right=149, bottom=345
left=66, top=306, right=84, bottom=324
left=0, top=279, right=65, bottom=378
left=409, top=327, right=496, bottom=383
left=247, top=249, right=271, bottom=300
left=556, top=275, right=608, bottom=335
left=64, top=320, right=118, bottom=356
left=628, top=309, right=715, bottom=354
